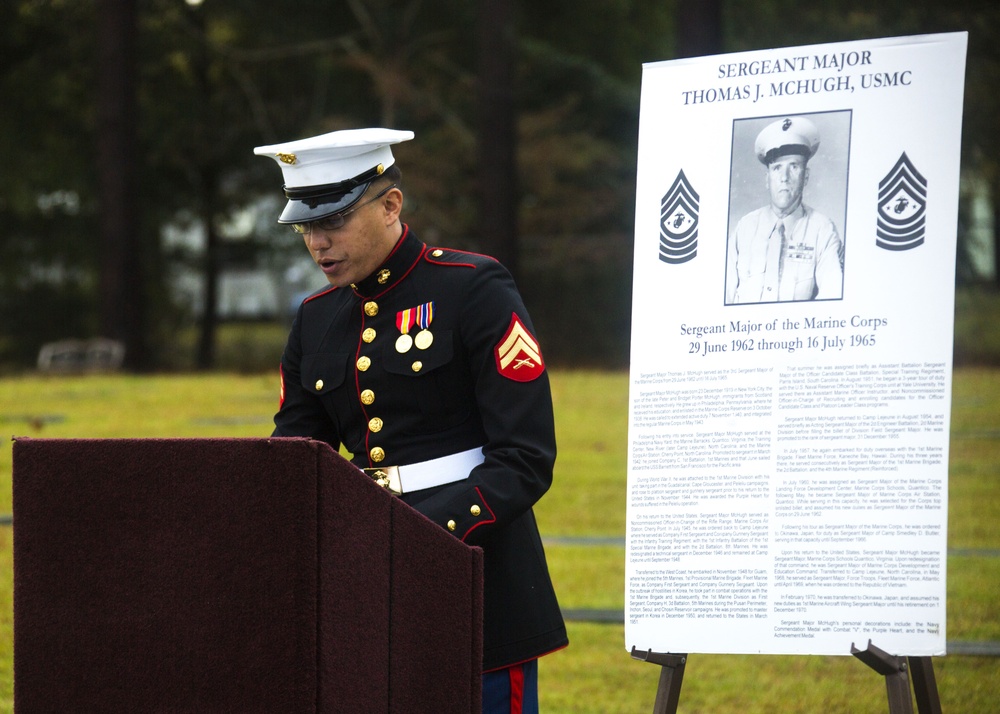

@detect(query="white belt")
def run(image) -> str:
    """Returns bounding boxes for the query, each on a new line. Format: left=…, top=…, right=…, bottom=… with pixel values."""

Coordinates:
left=363, top=446, right=485, bottom=495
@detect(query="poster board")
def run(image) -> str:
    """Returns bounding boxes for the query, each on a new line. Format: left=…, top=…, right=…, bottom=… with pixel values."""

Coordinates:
left=626, top=32, right=967, bottom=657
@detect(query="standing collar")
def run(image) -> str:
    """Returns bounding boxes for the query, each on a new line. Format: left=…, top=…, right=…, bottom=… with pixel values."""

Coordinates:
left=350, top=224, right=426, bottom=298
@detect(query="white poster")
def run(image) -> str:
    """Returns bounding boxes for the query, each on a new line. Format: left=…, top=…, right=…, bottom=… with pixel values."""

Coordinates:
left=626, top=33, right=967, bottom=657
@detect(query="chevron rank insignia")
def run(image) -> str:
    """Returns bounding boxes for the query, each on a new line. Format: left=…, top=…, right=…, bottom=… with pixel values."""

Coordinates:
left=495, top=313, right=545, bottom=382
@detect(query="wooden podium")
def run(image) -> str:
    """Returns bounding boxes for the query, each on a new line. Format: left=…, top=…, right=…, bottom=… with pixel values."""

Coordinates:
left=13, top=437, right=483, bottom=713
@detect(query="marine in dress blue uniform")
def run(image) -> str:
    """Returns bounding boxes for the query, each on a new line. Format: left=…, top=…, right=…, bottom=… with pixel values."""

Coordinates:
left=255, top=129, right=567, bottom=713
left=726, top=116, right=844, bottom=304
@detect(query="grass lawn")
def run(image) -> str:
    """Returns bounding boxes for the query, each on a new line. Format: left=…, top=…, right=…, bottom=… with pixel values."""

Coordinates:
left=0, top=368, right=997, bottom=712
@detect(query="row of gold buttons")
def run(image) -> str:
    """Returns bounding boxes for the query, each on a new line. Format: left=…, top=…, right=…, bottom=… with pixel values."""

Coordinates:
left=360, top=301, right=384, bottom=463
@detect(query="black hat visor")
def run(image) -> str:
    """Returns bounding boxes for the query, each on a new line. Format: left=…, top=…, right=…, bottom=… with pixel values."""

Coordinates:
left=277, top=181, right=372, bottom=224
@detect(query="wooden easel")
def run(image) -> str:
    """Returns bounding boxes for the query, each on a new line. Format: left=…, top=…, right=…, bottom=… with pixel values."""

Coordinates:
left=632, top=641, right=942, bottom=714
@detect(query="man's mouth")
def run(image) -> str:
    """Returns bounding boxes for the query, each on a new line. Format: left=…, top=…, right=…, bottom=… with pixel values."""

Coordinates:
left=318, top=258, right=342, bottom=274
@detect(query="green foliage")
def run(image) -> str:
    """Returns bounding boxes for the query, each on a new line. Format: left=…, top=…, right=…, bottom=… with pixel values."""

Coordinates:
left=954, top=289, right=1000, bottom=366
left=1, top=1, right=998, bottom=373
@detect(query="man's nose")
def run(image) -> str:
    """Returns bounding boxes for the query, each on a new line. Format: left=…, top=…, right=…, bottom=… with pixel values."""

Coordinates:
left=306, top=228, right=333, bottom=249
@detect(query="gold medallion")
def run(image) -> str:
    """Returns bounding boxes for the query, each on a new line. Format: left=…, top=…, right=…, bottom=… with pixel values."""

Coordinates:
left=414, top=329, right=434, bottom=350
left=377, top=269, right=391, bottom=284
left=395, top=334, right=413, bottom=353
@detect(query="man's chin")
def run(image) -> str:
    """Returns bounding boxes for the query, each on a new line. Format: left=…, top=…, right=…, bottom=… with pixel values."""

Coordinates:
left=771, top=196, right=801, bottom=214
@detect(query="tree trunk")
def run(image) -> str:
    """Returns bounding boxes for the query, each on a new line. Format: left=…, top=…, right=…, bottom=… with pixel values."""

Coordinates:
left=96, top=0, right=147, bottom=369
left=476, top=0, right=519, bottom=278
left=196, top=168, right=220, bottom=370
left=187, top=3, right=220, bottom=370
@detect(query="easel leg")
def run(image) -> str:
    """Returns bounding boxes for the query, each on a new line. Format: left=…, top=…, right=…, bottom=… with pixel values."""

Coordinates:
left=652, top=655, right=686, bottom=714
left=908, top=657, right=942, bottom=714
left=630, top=647, right=687, bottom=714
left=851, top=640, right=914, bottom=714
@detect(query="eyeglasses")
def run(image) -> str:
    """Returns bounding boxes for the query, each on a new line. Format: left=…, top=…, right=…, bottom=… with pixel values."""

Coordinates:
left=291, top=184, right=396, bottom=234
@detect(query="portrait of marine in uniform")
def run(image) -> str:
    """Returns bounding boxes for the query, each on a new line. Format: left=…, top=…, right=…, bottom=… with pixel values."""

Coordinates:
left=725, top=112, right=850, bottom=305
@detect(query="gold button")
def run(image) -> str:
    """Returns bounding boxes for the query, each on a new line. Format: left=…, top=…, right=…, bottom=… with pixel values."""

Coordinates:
left=368, top=417, right=383, bottom=432
left=364, top=301, right=379, bottom=317
left=470, top=505, right=481, bottom=516
left=363, top=328, right=376, bottom=343
left=357, top=356, right=371, bottom=371
left=432, top=249, right=443, bottom=257
left=411, top=361, right=423, bottom=372
left=377, top=269, right=391, bottom=284
left=370, top=447, right=385, bottom=462
left=314, top=379, right=324, bottom=391
left=360, top=389, right=375, bottom=405
left=447, top=520, right=457, bottom=532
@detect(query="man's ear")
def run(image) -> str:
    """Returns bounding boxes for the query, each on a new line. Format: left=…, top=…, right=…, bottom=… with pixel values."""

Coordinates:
left=382, top=186, right=403, bottom=225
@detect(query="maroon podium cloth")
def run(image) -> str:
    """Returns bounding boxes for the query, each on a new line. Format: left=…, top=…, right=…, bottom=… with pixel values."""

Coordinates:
left=13, top=437, right=483, bottom=713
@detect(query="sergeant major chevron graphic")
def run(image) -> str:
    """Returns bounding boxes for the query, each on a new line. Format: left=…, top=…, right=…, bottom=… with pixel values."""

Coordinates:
left=876, top=152, right=927, bottom=251
left=658, top=169, right=699, bottom=265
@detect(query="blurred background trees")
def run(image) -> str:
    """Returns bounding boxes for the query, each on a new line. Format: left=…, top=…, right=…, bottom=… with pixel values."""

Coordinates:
left=0, top=0, right=995, bottom=371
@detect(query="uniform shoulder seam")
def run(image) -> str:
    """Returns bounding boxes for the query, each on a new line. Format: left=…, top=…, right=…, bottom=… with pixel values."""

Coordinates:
left=424, top=247, right=498, bottom=269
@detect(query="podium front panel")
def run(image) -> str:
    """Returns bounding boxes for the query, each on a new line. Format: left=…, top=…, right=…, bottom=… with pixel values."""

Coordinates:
left=14, top=437, right=483, bottom=713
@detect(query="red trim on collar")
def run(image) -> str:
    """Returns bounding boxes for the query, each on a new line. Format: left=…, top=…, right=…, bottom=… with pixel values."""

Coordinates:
left=352, top=225, right=425, bottom=300
left=371, top=245, right=426, bottom=300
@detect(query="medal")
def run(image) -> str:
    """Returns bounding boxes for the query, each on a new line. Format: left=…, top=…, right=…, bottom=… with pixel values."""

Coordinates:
left=396, top=306, right=415, bottom=353
left=414, top=329, right=434, bottom=350
left=415, top=302, right=434, bottom=350
left=397, top=301, right=435, bottom=353
left=395, top=334, right=413, bottom=353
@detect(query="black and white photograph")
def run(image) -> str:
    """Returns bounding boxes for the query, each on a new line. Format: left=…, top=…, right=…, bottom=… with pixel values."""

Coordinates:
left=724, top=110, right=851, bottom=305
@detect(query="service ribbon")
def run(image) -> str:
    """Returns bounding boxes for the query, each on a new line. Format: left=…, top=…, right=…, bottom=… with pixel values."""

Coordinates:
left=396, top=308, right=415, bottom=335
left=416, top=301, right=434, bottom=330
